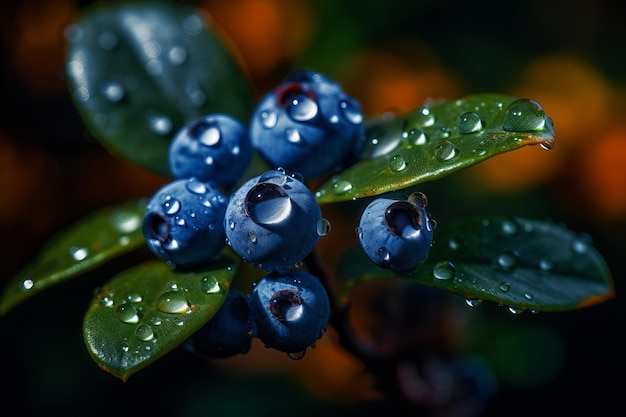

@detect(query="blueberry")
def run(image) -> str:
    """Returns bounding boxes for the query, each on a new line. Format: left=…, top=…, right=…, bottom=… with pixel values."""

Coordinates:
left=142, top=177, right=229, bottom=268
left=249, top=69, right=365, bottom=180
left=184, top=289, right=253, bottom=358
left=357, top=192, right=434, bottom=271
left=224, top=169, right=326, bottom=271
left=168, top=113, right=252, bottom=187
left=249, top=269, right=330, bottom=356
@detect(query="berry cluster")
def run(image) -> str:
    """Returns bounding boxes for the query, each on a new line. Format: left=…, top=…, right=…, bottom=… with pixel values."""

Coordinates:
left=141, top=69, right=433, bottom=358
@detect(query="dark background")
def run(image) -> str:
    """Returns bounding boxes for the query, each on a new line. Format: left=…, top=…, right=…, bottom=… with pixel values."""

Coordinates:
left=1, top=0, right=624, bottom=416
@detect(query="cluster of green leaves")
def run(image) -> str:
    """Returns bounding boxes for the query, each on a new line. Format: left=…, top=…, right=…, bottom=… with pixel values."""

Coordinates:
left=0, top=1, right=614, bottom=381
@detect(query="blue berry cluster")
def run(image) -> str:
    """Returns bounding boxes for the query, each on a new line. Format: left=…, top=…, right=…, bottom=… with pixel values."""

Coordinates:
left=142, top=69, right=433, bottom=359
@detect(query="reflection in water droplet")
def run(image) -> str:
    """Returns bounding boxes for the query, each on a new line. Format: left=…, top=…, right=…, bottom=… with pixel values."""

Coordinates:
left=415, top=106, right=435, bottom=127
left=136, top=324, right=154, bottom=341
left=433, top=261, right=455, bottom=280
left=332, top=179, right=352, bottom=195
left=339, top=99, right=363, bottom=124
left=200, top=275, right=221, bottom=294
left=69, top=246, right=89, bottom=261
left=434, top=141, right=457, bottom=161
left=317, top=218, right=331, bottom=236
left=458, top=112, right=484, bottom=134
left=389, top=155, right=406, bottom=172
left=288, top=96, right=318, bottom=121
left=245, top=183, right=292, bottom=225
left=20, top=279, right=34, bottom=291
left=508, top=307, right=525, bottom=315
left=117, top=303, right=140, bottom=323
left=285, top=128, right=303, bottom=144
left=465, top=298, right=483, bottom=307
left=156, top=291, right=190, bottom=314
left=502, top=99, right=546, bottom=131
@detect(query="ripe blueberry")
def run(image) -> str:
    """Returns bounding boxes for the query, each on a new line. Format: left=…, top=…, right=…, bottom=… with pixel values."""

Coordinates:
left=142, top=177, right=228, bottom=268
left=168, top=113, right=252, bottom=187
left=249, top=69, right=365, bottom=180
left=184, top=289, right=253, bottom=358
left=357, top=192, right=434, bottom=271
left=224, top=169, right=327, bottom=271
left=249, top=269, right=330, bottom=356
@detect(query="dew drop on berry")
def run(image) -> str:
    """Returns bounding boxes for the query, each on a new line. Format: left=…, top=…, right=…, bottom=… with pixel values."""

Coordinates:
left=317, top=218, right=331, bottom=236
left=384, top=201, right=423, bottom=238
left=162, top=197, right=181, bottom=215
left=269, top=290, right=303, bottom=322
left=433, top=261, right=456, bottom=280
left=200, top=275, right=221, bottom=294
left=288, top=95, right=318, bottom=121
left=258, top=169, right=288, bottom=185
left=502, top=99, right=546, bottom=132
left=185, top=178, right=207, bottom=194
left=245, top=183, right=292, bottom=225
left=285, top=128, right=304, bottom=145
left=100, top=80, right=125, bottom=102
left=457, top=112, right=484, bottom=134
left=135, top=324, right=155, bottom=341
left=389, top=155, right=406, bottom=172
left=116, top=303, right=140, bottom=324
left=260, top=110, right=278, bottom=128
left=248, top=231, right=258, bottom=244
left=339, top=98, right=363, bottom=124
left=287, top=350, right=307, bottom=360
left=378, top=247, right=392, bottom=262
left=434, top=140, right=457, bottom=162
left=156, top=291, right=190, bottom=314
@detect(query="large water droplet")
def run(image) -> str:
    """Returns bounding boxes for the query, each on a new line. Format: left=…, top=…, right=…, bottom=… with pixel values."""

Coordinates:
left=270, top=290, right=303, bottom=322
left=162, top=197, right=181, bottom=215
left=499, top=282, right=511, bottom=292
left=502, top=99, right=546, bottom=131
left=244, top=183, right=292, bottom=225
left=458, top=112, right=484, bottom=134
left=156, top=291, right=190, bottom=314
left=433, top=261, right=455, bottom=280
left=117, top=303, right=140, bottom=323
left=261, top=110, right=278, bottom=128
left=434, top=141, right=457, bottom=161
left=287, top=96, right=318, bottom=121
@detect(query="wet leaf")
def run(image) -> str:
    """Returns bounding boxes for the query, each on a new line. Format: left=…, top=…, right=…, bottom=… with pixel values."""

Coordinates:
left=336, top=217, right=614, bottom=312
left=83, top=256, right=237, bottom=381
left=65, top=1, right=254, bottom=177
left=315, top=95, right=555, bottom=204
left=0, top=199, right=148, bottom=316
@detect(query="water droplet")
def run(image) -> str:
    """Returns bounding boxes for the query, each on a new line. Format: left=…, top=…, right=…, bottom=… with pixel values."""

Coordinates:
left=200, top=275, right=220, bottom=294
left=502, top=99, right=546, bottom=131
left=433, top=261, right=455, bottom=280
left=168, top=46, right=187, bottom=65
left=408, top=192, right=428, bottom=208
left=317, top=218, right=331, bottom=236
left=136, top=324, right=154, bottom=341
left=499, top=282, right=511, bottom=292
left=571, top=234, right=592, bottom=254
left=126, top=293, right=143, bottom=303
left=248, top=231, right=258, bottom=244
left=465, top=298, right=483, bottom=307
left=20, top=278, right=34, bottom=291
left=524, top=292, right=533, bottom=300
left=285, top=128, right=303, bottom=145
left=186, top=178, right=207, bottom=195
left=339, top=99, right=363, bottom=124
left=508, top=306, right=525, bottom=315
left=378, top=247, right=392, bottom=262
left=415, top=106, right=435, bottom=127
left=287, top=350, right=307, bottom=360
left=183, top=14, right=203, bottom=35
left=497, top=251, right=519, bottom=271
left=156, top=291, right=190, bottom=314
left=538, top=258, right=554, bottom=271
left=332, top=179, right=352, bottom=195
left=259, top=169, right=288, bottom=185
left=448, top=238, right=461, bottom=250
left=187, top=119, right=221, bottom=147
left=434, top=141, right=457, bottom=161
left=162, top=197, right=181, bottom=215
left=100, top=296, right=114, bottom=308
left=389, top=155, right=406, bottom=171
left=458, top=112, right=484, bottom=134
left=117, top=303, right=140, bottom=324
left=501, top=220, right=518, bottom=235
left=97, top=31, right=118, bottom=50
left=111, top=210, right=140, bottom=233
left=287, top=96, right=318, bottom=121
left=261, top=110, right=278, bottom=128
left=147, top=112, right=173, bottom=135
left=99, top=80, right=125, bottom=102
left=270, top=290, right=303, bottom=322
left=244, top=183, right=292, bottom=225
left=69, top=246, right=89, bottom=261
left=355, top=226, right=363, bottom=239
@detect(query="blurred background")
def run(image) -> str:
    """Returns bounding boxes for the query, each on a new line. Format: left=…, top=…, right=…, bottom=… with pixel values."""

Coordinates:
left=0, top=0, right=624, bottom=415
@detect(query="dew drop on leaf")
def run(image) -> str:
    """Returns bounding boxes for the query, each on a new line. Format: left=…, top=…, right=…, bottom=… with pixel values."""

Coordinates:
left=200, top=275, right=221, bottom=294
left=156, top=291, right=190, bottom=314
left=434, top=141, right=457, bottom=162
left=116, top=303, right=140, bottom=324
left=502, top=98, right=546, bottom=132
left=433, top=260, right=456, bottom=280
left=135, top=324, right=155, bottom=341
left=457, top=112, right=484, bottom=134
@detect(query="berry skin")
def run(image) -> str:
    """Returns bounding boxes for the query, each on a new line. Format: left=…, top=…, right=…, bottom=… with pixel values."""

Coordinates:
left=168, top=113, right=252, bottom=187
left=224, top=169, right=326, bottom=271
left=357, top=192, right=433, bottom=271
left=142, top=177, right=229, bottom=268
left=249, top=69, right=365, bottom=180
left=249, top=269, right=330, bottom=356
left=184, top=289, right=253, bottom=358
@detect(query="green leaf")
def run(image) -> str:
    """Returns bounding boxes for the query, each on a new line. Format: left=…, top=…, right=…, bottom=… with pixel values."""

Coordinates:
left=0, top=199, right=148, bottom=316
left=315, top=95, right=555, bottom=204
left=83, top=256, right=237, bottom=381
left=336, top=217, right=614, bottom=312
left=65, top=1, right=254, bottom=177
